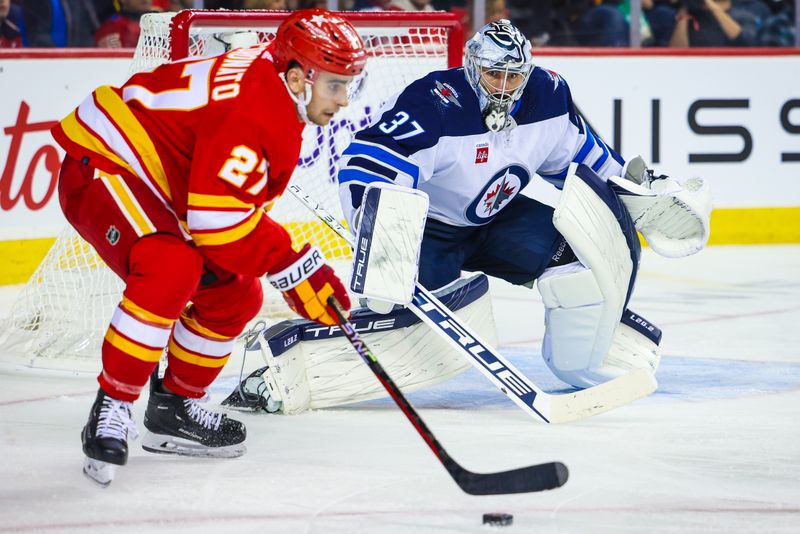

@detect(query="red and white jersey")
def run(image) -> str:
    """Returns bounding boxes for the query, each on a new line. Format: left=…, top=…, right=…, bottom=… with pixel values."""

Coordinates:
left=52, top=44, right=305, bottom=277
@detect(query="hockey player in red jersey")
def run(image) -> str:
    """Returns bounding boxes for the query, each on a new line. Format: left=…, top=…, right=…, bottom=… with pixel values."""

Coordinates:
left=50, top=9, right=366, bottom=487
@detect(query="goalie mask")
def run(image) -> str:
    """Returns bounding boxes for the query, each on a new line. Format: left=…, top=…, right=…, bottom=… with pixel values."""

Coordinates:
left=464, top=20, right=534, bottom=132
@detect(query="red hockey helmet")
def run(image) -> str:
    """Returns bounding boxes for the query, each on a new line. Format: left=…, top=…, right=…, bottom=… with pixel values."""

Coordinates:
left=272, top=9, right=366, bottom=79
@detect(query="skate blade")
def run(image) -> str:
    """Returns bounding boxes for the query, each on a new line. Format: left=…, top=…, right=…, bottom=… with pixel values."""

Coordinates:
left=141, top=431, right=246, bottom=459
left=83, top=457, right=117, bottom=488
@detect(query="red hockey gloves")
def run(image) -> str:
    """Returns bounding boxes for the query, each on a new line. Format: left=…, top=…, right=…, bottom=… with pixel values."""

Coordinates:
left=267, top=244, right=351, bottom=326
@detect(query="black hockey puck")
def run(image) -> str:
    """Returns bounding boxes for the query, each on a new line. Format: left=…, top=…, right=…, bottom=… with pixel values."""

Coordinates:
left=482, top=513, right=513, bottom=526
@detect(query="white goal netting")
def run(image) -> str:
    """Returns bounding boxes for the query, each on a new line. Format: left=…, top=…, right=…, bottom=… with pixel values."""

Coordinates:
left=0, top=10, right=459, bottom=372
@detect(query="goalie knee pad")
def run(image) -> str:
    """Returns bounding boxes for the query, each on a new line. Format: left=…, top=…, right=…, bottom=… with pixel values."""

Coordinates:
left=539, top=265, right=662, bottom=387
left=538, top=263, right=608, bottom=387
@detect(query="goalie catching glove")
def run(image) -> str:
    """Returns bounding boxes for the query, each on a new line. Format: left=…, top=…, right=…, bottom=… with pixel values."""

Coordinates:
left=267, top=244, right=351, bottom=326
left=609, top=156, right=712, bottom=258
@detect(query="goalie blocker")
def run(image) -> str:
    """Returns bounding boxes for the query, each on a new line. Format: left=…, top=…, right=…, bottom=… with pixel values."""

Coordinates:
left=350, top=182, right=429, bottom=313
left=228, top=273, right=497, bottom=414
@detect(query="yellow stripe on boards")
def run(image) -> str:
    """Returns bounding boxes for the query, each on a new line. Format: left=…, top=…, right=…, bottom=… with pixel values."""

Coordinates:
left=708, top=207, right=800, bottom=245
left=2, top=208, right=799, bottom=285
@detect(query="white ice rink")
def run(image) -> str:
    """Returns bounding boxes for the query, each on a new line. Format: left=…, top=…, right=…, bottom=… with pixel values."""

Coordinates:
left=1, top=245, right=798, bottom=533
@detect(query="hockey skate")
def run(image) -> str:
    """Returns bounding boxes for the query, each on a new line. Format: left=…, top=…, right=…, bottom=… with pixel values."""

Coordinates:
left=81, top=389, right=138, bottom=488
left=142, top=383, right=246, bottom=458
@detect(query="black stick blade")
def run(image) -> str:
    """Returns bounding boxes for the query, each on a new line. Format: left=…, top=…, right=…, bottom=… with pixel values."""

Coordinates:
left=445, top=458, right=569, bottom=496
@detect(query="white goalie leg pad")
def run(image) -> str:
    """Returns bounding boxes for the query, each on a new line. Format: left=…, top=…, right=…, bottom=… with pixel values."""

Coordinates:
left=609, top=155, right=712, bottom=258
left=257, top=273, right=494, bottom=414
left=540, top=164, right=636, bottom=388
left=538, top=262, right=605, bottom=381
left=539, top=267, right=662, bottom=388
left=350, top=182, right=429, bottom=307
left=595, top=311, right=662, bottom=382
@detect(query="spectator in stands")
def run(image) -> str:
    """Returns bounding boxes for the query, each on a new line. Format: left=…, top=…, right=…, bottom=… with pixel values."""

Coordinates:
left=390, top=0, right=433, bottom=10
left=669, top=0, right=759, bottom=46
left=95, top=0, right=154, bottom=48
left=293, top=0, right=328, bottom=8
left=644, top=0, right=679, bottom=46
left=169, top=0, right=193, bottom=11
left=1, top=0, right=22, bottom=47
left=755, top=0, right=795, bottom=45
left=576, top=0, right=630, bottom=46
left=244, top=0, right=288, bottom=8
left=354, top=0, right=403, bottom=10
left=507, top=0, right=553, bottom=45
left=486, top=0, right=508, bottom=22
left=22, top=0, right=101, bottom=47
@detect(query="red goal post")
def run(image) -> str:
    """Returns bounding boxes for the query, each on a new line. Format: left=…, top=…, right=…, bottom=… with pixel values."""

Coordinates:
left=167, top=10, right=464, bottom=66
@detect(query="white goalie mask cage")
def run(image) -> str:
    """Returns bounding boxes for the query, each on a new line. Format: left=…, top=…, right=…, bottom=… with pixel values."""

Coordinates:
left=464, top=19, right=534, bottom=127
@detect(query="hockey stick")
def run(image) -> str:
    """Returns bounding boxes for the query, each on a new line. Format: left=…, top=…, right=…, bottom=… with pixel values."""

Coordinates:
left=288, top=184, right=657, bottom=424
left=327, top=296, right=568, bottom=495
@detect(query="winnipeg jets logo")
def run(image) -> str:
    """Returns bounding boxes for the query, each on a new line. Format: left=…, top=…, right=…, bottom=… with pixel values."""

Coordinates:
left=485, top=21, right=523, bottom=49
left=484, top=20, right=526, bottom=61
left=483, top=175, right=516, bottom=214
left=466, top=164, right=530, bottom=224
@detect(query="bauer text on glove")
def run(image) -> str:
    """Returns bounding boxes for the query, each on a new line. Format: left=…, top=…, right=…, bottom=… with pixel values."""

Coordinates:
left=267, top=244, right=351, bottom=326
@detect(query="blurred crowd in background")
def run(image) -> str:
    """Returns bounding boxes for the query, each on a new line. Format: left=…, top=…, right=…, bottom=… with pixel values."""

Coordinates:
left=0, top=0, right=796, bottom=49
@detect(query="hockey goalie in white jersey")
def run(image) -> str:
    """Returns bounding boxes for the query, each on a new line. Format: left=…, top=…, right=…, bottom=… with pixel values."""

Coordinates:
left=334, top=19, right=711, bottom=390
left=228, top=19, right=711, bottom=414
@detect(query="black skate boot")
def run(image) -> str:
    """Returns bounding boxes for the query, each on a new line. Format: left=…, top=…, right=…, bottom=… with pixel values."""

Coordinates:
left=142, top=382, right=246, bottom=458
left=81, top=389, right=138, bottom=488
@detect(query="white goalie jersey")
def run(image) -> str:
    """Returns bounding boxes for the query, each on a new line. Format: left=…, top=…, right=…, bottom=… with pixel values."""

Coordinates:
left=337, top=66, right=625, bottom=229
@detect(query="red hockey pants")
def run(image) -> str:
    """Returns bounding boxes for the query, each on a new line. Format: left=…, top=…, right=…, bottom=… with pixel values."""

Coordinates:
left=58, top=155, right=263, bottom=401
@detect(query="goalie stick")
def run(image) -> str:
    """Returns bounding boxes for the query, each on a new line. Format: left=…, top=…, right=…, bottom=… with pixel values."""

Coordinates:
left=327, top=297, right=568, bottom=495
left=288, top=184, right=657, bottom=424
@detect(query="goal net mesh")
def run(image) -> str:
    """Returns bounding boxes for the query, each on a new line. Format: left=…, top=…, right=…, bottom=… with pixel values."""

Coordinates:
left=0, top=10, right=455, bottom=371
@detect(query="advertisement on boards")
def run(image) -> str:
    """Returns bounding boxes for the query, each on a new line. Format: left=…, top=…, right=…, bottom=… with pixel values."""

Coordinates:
left=0, top=51, right=798, bottom=245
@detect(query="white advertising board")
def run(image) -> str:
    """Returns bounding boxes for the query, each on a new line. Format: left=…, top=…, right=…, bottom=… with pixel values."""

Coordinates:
left=535, top=53, right=800, bottom=209
left=0, top=51, right=799, bottom=241
left=0, top=56, right=131, bottom=239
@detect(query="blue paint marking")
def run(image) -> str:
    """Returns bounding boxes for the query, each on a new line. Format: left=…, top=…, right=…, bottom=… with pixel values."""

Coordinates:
left=351, top=348, right=800, bottom=410
left=210, top=347, right=800, bottom=411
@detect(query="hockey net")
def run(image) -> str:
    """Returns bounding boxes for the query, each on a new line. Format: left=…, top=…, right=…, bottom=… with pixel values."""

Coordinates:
left=0, top=10, right=462, bottom=372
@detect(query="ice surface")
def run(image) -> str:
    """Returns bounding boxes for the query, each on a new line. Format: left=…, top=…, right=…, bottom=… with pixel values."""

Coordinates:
left=1, top=246, right=798, bottom=533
